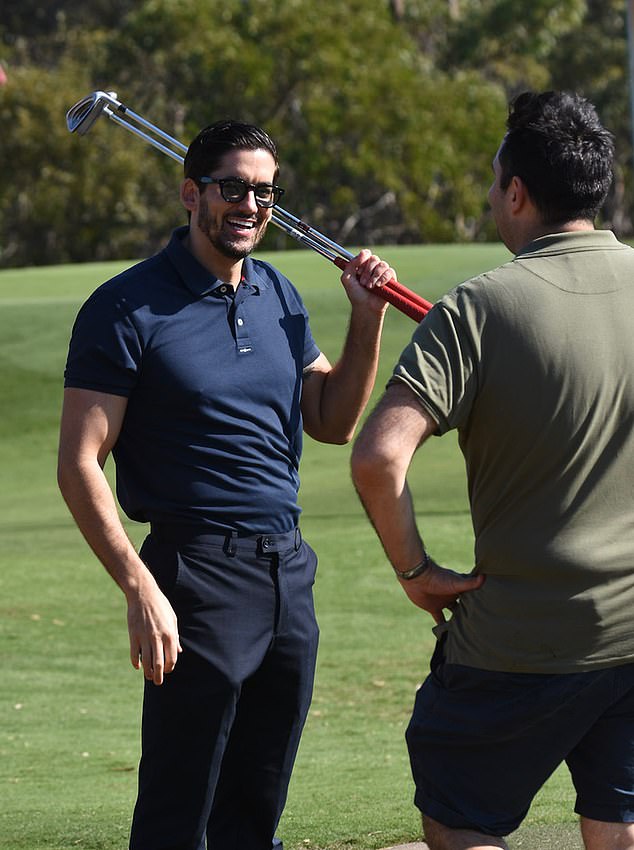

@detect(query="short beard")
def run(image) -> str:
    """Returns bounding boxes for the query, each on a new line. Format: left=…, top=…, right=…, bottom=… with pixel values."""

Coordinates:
left=197, top=196, right=265, bottom=260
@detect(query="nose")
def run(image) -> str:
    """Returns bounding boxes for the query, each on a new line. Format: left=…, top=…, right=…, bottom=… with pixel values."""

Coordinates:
left=238, top=189, right=259, bottom=213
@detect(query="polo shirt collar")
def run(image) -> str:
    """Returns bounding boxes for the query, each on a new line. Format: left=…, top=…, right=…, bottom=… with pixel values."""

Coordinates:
left=164, top=225, right=272, bottom=297
left=516, top=229, right=621, bottom=259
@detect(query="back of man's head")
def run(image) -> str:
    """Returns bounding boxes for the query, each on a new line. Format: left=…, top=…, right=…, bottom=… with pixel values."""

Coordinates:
left=498, top=91, right=614, bottom=226
left=184, top=119, right=279, bottom=188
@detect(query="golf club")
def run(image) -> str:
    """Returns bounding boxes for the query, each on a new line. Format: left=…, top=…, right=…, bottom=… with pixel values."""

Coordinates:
left=66, top=90, right=433, bottom=322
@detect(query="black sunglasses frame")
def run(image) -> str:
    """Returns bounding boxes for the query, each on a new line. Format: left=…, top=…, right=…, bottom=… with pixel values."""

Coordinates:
left=199, top=176, right=285, bottom=208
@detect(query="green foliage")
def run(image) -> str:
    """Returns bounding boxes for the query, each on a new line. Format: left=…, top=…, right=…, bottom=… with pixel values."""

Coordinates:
left=1, top=0, right=138, bottom=43
left=97, top=0, right=507, bottom=244
left=0, top=59, right=182, bottom=266
left=0, top=0, right=632, bottom=267
left=546, top=0, right=631, bottom=230
left=441, top=0, right=587, bottom=91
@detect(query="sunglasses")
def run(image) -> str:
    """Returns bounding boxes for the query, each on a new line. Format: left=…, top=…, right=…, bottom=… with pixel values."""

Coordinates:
left=199, top=176, right=285, bottom=208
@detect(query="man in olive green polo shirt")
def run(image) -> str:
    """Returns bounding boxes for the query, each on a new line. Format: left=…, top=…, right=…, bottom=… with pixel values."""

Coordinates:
left=351, top=91, right=634, bottom=850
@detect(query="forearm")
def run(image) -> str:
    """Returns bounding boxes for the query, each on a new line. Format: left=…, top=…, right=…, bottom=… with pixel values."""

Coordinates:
left=351, top=387, right=485, bottom=621
left=59, top=456, right=181, bottom=682
left=351, top=450, right=426, bottom=572
left=311, top=306, right=386, bottom=443
left=58, top=388, right=180, bottom=682
left=57, top=455, right=152, bottom=599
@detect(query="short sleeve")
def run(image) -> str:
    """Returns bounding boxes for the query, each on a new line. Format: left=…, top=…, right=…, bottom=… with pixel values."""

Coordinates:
left=389, top=283, right=486, bottom=434
left=63, top=287, right=143, bottom=397
left=302, top=318, right=321, bottom=370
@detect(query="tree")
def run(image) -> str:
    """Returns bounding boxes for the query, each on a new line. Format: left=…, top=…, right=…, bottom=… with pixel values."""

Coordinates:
left=0, top=58, right=181, bottom=266
left=547, top=0, right=631, bottom=231
left=96, top=0, right=507, bottom=244
left=1, top=1, right=138, bottom=44
left=392, top=0, right=632, bottom=233
left=0, top=0, right=631, bottom=267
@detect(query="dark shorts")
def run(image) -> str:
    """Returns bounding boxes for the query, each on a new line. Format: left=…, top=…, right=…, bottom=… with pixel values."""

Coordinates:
left=406, top=637, right=634, bottom=837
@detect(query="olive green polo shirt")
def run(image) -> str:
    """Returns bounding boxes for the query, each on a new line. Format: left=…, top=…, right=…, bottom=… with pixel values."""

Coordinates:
left=392, top=230, right=634, bottom=672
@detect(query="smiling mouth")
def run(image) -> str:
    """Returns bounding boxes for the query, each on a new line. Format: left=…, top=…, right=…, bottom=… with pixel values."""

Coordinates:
left=226, top=216, right=258, bottom=233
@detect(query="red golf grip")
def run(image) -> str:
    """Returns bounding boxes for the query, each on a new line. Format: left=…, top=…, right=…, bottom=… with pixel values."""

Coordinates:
left=381, top=283, right=431, bottom=322
left=333, top=256, right=432, bottom=322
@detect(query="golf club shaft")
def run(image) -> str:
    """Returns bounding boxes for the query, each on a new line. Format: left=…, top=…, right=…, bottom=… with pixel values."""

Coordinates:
left=66, top=91, right=432, bottom=321
left=272, top=207, right=433, bottom=317
left=106, top=107, right=188, bottom=163
left=275, top=211, right=434, bottom=319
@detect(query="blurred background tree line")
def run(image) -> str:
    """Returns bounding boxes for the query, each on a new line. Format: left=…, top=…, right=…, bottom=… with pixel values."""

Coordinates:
left=0, top=0, right=630, bottom=267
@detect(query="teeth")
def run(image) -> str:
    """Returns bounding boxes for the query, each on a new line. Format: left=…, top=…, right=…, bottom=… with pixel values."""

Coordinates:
left=227, top=218, right=255, bottom=229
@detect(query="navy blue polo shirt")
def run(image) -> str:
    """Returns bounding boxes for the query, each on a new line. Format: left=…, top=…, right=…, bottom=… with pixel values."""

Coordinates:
left=64, top=226, right=321, bottom=533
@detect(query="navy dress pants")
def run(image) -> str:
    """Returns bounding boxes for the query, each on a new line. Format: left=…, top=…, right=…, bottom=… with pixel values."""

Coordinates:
left=129, top=526, right=319, bottom=850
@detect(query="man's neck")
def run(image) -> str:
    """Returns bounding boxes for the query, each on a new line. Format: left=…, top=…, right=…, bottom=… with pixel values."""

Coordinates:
left=537, top=219, right=596, bottom=237
left=183, top=230, right=243, bottom=288
left=511, top=219, right=595, bottom=255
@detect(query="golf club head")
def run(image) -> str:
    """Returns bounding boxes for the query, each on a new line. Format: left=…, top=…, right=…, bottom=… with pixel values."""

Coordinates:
left=66, top=90, right=120, bottom=135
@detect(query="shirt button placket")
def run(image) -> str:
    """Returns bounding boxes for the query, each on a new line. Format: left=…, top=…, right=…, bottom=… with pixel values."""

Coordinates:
left=235, top=312, right=252, bottom=354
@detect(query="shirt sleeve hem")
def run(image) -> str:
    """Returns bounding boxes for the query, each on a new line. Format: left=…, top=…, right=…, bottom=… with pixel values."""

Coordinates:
left=63, top=378, right=133, bottom=398
left=387, top=374, right=449, bottom=435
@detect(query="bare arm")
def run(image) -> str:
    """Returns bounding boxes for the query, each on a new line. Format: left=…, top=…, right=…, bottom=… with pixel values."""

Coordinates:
left=350, top=383, right=484, bottom=623
left=57, top=388, right=181, bottom=684
left=301, top=250, right=391, bottom=444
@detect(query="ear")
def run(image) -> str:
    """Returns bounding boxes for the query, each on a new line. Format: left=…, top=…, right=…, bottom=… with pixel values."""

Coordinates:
left=180, top=178, right=200, bottom=213
left=509, top=175, right=529, bottom=214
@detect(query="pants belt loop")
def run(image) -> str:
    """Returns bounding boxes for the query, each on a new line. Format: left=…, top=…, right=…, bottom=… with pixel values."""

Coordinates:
left=223, top=531, right=237, bottom=557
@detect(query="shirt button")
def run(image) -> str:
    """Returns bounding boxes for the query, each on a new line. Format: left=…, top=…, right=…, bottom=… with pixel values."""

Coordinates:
left=262, top=537, right=271, bottom=549
left=237, top=317, right=244, bottom=326
left=219, top=285, right=228, bottom=294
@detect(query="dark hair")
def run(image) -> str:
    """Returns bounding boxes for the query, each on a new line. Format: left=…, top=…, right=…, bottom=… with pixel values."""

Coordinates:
left=184, top=119, right=280, bottom=187
left=498, top=91, right=614, bottom=225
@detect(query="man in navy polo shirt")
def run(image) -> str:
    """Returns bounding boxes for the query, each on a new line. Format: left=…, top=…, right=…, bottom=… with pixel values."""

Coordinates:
left=57, top=119, right=394, bottom=850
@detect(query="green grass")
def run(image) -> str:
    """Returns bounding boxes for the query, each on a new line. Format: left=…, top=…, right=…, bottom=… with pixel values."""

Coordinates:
left=0, top=244, right=583, bottom=849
